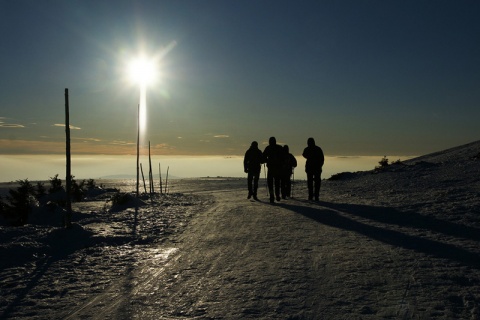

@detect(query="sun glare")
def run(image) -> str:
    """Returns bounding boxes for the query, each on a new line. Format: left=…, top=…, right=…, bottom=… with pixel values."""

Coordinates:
left=128, top=56, right=157, bottom=86
left=125, top=54, right=159, bottom=136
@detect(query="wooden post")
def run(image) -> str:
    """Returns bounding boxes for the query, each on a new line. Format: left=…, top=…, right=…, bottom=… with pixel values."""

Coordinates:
left=136, top=104, right=140, bottom=197
left=159, top=163, right=163, bottom=195
left=148, top=141, right=154, bottom=194
left=165, top=166, right=169, bottom=194
left=140, top=163, right=147, bottom=194
left=64, top=88, right=72, bottom=228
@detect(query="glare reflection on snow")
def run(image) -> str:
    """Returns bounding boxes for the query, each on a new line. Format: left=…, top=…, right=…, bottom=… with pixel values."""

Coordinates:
left=150, top=247, right=178, bottom=260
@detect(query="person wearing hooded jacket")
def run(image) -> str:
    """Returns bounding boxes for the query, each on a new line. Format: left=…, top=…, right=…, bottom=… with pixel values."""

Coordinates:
left=263, top=137, right=285, bottom=203
left=243, top=141, right=264, bottom=200
left=281, top=145, right=297, bottom=199
left=302, top=137, right=324, bottom=201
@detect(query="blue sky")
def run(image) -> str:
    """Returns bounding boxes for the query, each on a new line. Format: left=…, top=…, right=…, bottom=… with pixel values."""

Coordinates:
left=1, top=0, right=479, bottom=159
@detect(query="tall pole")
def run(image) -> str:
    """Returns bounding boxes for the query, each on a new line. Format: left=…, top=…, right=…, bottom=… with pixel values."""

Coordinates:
left=136, top=104, right=140, bottom=197
left=149, top=141, right=154, bottom=194
left=159, top=162, right=163, bottom=194
left=64, top=88, right=72, bottom=228
left=165, top=166, right=169, bottom=194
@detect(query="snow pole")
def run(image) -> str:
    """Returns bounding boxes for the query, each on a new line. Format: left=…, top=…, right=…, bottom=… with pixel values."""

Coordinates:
left=263, top=163, right=269, bottom=196
left=165, top=166, right=169, bottom=194
left=159, top=162, right=163, bottom=194
left=148, top=141, right=154, bottom=195
left=136, top=104, right=140, bottom=198
left=64, top=88, right=72, bottom=228
left=140, top=163, right=147, bottom=194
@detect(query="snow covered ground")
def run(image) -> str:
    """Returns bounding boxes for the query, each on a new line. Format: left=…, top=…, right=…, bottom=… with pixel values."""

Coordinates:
left=1, top=141, right=480, bottom=319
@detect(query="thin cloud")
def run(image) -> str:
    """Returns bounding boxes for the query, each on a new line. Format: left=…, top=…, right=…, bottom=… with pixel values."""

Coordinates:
left=213, top=135, right=229, bottom=138
left=0, top=124, right=25, bottom=128
left=111, top=140, right=135, bottom=146
left=0, top=139, right=66, bottom=154
left=53, top=124, right=81, bottom=130
left=154, top=143, right=175, bottom=150
left=0, top=117, right=25, bottom=128
left=72, top=137, right=102, bottom=142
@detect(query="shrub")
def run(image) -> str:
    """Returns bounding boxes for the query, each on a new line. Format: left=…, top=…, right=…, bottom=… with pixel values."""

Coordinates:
left=378, top=156, right=389, bottom=168
left=71, top=176, right=86, bottom=202
left=5, top=179, right=39, bottom=225
left=87, top=179, right=96, bottom=190
left=49, top=174, right=63, bottom=194
left=35, top=181, right=47, bottom=200
left=0, top=196, right=7, bottom=219
left=111, top=192, right=131, bottom=206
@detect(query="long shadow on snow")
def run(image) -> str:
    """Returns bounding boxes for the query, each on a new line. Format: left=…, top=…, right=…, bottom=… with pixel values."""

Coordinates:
left=0, top=224, right=96, bottom=319
left=280, top=201, right=480, bottom=269
left=321, top=201, right=480, bottom=243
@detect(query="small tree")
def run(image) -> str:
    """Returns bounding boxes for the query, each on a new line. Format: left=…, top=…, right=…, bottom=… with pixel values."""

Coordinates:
left=6, top=179, right=38, bottom=225
left=49, top=174, right=63, bottom=194
left=374, top=156, right=390, bottom=172
left=35, top=181, right=47, bottom=200
left=0, top=196, right=7, bottom=221
left=87, top=179, right=96, bottom=190
left=71, top=176, right=86, bottom=202
left=379, top=156, right=389, bottom=167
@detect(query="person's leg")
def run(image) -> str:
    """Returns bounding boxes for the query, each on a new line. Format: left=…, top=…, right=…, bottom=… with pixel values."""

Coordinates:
left=307, top=173, right=314, bottom=200
left=253, top=170, right=260, bottom=200
left=286, top=175, right=292, bottom=198
left=280, top=173, right=286, bottom=199
left=247, top=172, right=253, bottom=198
left=267, top=170, right=274, bottom=202
left=274, top=173, right=281, bottom=201
left=314, top=173, right=321, bottom=201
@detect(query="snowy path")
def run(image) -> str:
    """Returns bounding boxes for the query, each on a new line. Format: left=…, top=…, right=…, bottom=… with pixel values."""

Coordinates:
left=63, top=183, right=448, bottom=319
left=3, top=138, right=480, bottom=320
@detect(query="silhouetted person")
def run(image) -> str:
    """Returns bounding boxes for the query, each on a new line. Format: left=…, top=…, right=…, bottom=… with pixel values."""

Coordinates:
left=302, top=137, right=324, bottom=201
left=281, top=145, right=297, bottom=199
left=263, top=137, right=284, bottom=203
left=243, top=141, right=263, bottom=200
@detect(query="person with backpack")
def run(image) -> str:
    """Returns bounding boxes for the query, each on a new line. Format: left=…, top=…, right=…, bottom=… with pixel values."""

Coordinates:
left=243, top=141, right=264, bottom=200
left=263, top=137, right=285, bottom=203
left=302, top=137, right=324, bottom=201
left=281, top=145, right=297, bottom=199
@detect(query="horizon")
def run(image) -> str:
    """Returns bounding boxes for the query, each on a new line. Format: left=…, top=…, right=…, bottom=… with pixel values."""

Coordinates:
left=0, top=153, right=416, bottom=183
left=1, top=1, right=479, bottom=159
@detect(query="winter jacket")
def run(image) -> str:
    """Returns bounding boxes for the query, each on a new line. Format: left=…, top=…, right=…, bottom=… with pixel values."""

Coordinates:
left=263, top=144, right=284, bottom=169
left=244, top=147, right=264, bottom=172
left=302, top=145, right=324, bottom=174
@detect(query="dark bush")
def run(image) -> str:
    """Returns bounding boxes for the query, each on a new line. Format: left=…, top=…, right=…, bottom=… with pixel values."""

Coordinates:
left=5, top=179, right=38, bottom=225
left=71, top=176, right=86, bottom=202
left=111, top=192, right=131, bottom=206
left=35, top=181, right=47, bottom=200
left=49, top=174, right=63, bottom=194
left=87, top=179, right=96, bottom=190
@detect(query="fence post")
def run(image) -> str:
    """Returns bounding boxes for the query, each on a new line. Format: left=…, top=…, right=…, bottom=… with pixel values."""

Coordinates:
left=64, top=88, right=72, bottom=228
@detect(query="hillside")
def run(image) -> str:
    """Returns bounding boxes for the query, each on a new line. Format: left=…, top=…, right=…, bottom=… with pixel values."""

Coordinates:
left=1, top=141, right=480, bottom=319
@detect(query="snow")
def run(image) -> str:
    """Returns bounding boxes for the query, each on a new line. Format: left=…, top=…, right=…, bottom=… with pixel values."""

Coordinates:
left=1, top=141, right=480, bottom=319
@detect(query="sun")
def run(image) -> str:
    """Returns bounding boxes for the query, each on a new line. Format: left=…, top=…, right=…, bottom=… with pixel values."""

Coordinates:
left=128, top=56, right=157, bottom=86
left=126, top=55, right=158, bottom=136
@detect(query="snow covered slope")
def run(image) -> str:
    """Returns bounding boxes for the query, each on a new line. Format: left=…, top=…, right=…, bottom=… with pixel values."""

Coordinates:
left=324, top=140, right=480, bottom=227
